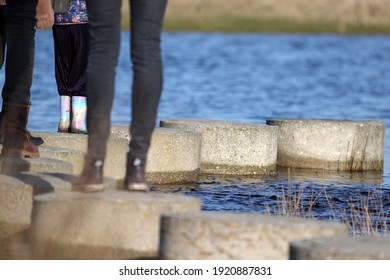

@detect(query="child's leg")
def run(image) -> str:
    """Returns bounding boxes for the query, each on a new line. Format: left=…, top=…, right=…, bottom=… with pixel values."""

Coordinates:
left=71, top=96, right=87, bottom=133
left=58, top=95, right=71, bottom=132
left=68, top=24, right=88, bottom=133
left=53, top=24, right=73, bottom=132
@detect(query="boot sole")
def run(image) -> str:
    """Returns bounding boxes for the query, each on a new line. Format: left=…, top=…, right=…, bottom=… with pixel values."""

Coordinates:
left=24, top=151, right=40, bottom=158
left=1, top=148, right=39, bottom=158
left=72, top=183, right=104, bottom=193
left=125, top=183, right=149, bottom=192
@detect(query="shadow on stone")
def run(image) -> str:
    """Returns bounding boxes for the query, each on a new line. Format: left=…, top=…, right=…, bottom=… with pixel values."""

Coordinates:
left=41, top=172, right=77, bottom=184
left=0, top=156, right=31, bottom=173
left=8, top=173, right=56, bottom=195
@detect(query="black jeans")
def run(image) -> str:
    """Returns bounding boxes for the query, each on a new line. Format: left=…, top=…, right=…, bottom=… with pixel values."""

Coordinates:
left=1, top=0, right=37, bottom=106
left=86, top=0, right=167, bottom=161
left=0, top=5, right=6, bottom=69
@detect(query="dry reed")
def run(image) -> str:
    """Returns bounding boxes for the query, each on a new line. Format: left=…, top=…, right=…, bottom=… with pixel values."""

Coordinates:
left=265, top=179, right=389, bottom=237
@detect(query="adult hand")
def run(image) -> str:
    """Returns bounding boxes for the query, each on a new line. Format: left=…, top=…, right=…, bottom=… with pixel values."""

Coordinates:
left=36, top=0, right=54, bottom=29
left=0, top=0, right=6, bottom=6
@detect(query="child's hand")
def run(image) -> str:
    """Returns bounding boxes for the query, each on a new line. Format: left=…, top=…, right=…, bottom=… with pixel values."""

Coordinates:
left=36, top=0, right=54, bottom=29
left=0, top=0, right=6, bottom=6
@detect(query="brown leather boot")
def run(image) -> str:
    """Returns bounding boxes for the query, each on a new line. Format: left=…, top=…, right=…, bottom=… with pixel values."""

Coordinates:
left=1, top=103, right=39, bottom=158
left=0, top=111, right=44, bottom=146
left=72, top=155, right=104, bottom=192
left=123, top=155, right=149, bottom=192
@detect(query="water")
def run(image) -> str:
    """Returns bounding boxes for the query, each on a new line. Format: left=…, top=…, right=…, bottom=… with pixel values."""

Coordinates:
left=1, top=31, right=390, bottom=235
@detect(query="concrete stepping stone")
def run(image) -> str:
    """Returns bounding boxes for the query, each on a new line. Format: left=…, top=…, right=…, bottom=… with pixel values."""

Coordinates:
left=35, top=132, right=129, bottom=182
left=273, top=166, right=384, bottom=188
left=39, top=146, right=84, bottom=175
left=290, top=236, right=390, bottom=260
left=111, top=126, right=201, bottom=184
left=14, top=172, right=116, bottom=193
left=0, top=172, right=116, bottom=240
left=266, top=119, right=385, bottom=171
left=32, top=191, right=201, bottom=259
left=159, top=212, right=347, bottom=260
left=0, top=175, right=32, bottom=240
left=34, top=132, right=88, bottom=151
left=0, top=156, right=73, bottom=174
left=0, top=230, right=32, bottom=260
left=160, top=119, right=278, bottom=175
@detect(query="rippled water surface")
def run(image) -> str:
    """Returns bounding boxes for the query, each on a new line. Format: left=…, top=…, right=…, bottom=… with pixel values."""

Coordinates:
left=1, top=31, right=390, bottom=235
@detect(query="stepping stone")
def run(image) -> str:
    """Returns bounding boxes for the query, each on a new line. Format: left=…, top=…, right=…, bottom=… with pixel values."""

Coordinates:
left=159, top=212, right=347, bottom=260
left=266, top=119, right=385, bottom=171
left=160, top=119, right=278, bottom=175
left=39, top=146, right=84, bottom=175
left=13, top=172, right=116, bottom=193
left=0, top=172, right=116, bottom=240
left=112, top=126, right=201, bottom=184
left=290, top=236, right=390, bottom=260
left=0, top=156, right=73, bottom=174
left=275, top=166, right=384, bottom=185
left=32, top=191, right=201, bottom=259
left=34, top=132, right=88, bottom=152
left=34, top=132, right=129, bottom=182
left=0, top=230, right=32, bottom=260
left=0, top=175, right=32, bottom=240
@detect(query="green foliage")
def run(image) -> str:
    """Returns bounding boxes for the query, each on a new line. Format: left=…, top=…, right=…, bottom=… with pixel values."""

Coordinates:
left=122, top=13, right=390, bottom=34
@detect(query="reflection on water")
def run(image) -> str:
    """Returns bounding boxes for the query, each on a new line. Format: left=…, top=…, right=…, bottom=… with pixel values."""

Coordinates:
left=1, top=32, right=390, bottom=258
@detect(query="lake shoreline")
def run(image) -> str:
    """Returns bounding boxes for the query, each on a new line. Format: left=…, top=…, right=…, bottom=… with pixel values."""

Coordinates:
left=161, top=17, right=390, bottom=35
left=121, top=16, right=390, bottom=35
left=121, top=0, right=390, bottom=35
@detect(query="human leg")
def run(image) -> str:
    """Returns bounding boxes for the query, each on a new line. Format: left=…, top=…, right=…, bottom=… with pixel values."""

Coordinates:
left=69, top=24, right=88, bottom=133
left=54, top=24, right=89, bottom=134
left=0, top=5, right=6, bottom=69
left=0, top=6, right=6, bottom=141
left=71, top=96, right=87, bottom=133
left=72, top=0, right=121, bottom=192
left=53, top=24, right=72, bottom=132
left=1, top=0, right=39, bottom=158
left=2, top=0, right=37, bottom=106
left=84, top=0, right=121, bottom=158
left=57, top=95, right=71, bottom=132
left=124, top=0, right=167, bottom=191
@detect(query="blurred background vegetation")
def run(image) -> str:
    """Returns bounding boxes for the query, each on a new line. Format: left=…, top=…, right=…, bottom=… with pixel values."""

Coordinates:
left=122, top=0, right=390, bottom=34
